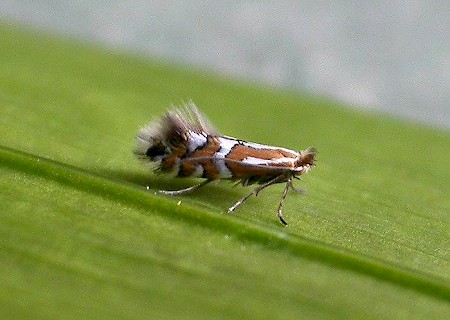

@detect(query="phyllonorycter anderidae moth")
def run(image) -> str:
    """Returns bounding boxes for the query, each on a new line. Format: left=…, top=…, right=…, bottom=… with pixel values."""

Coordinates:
left=135, top=102, right=316, bottom=225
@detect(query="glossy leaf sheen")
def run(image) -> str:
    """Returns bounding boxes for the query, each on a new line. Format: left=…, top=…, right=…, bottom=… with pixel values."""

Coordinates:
left=0, top=24, right=449, bottom=319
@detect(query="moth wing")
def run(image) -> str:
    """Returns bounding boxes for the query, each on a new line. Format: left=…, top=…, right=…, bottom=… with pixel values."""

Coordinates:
left=136, top=102, right=219, bottom=157
left=180, top=156, right=295, bottom=172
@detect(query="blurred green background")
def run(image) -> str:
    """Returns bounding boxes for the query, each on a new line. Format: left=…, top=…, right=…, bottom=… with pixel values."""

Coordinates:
left=1, top=1, right=449, bottom=128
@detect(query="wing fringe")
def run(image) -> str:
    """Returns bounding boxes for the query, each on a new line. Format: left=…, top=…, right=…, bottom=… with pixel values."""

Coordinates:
left=135, top=101, right=218, bottom=157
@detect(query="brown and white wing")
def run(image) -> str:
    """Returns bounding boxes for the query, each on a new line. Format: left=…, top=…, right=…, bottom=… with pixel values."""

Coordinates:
left=135, top=102, right=218, bottom=158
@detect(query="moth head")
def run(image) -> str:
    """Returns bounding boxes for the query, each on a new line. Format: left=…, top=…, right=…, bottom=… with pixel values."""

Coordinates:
left=296, top=147, right=316, bottom=173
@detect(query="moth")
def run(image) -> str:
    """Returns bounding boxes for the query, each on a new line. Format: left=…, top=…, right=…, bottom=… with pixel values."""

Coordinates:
left=135, top=102, right=316, bottom=225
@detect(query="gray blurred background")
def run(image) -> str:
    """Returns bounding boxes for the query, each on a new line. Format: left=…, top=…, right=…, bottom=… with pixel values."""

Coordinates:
left=1, top=1, right=448, bottom=128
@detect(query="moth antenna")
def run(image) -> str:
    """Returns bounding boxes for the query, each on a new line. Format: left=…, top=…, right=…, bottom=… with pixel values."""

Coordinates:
left=157, top=179, right=213, bottom=196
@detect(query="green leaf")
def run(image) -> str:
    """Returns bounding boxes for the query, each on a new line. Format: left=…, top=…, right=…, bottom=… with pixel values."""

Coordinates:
left=0, top=23, right=449, bottom=319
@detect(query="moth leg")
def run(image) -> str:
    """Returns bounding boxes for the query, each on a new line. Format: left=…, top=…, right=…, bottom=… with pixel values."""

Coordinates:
left=288, top=179, right=305, bottom=194
left=156, top=179, right=213, bottom=196
left=277, top=179, right=292, bottom=225
left=227, top=175, right=285, bottom=214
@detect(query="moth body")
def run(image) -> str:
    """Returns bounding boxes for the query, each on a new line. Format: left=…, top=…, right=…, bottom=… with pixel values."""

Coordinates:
left=136, top=102, right=316, bottom=225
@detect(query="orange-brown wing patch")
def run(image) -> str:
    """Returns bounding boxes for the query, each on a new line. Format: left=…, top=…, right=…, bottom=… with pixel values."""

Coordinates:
left=178, top=161, right=196, bottom=177
left=226, top=162, right=284, bottom=179
left=226, top=144, right=297, bottom=161
left=225, top=144, right=295, bottom=179
left=187, top=136, right=222, bottom=179
left=191, top=136, right=221, bottom=159
left=160, top=155, right=178, bottom=172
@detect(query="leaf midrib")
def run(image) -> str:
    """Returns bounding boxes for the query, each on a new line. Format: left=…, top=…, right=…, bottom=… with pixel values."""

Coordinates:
left=1, top=145, right=448, bottom=301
